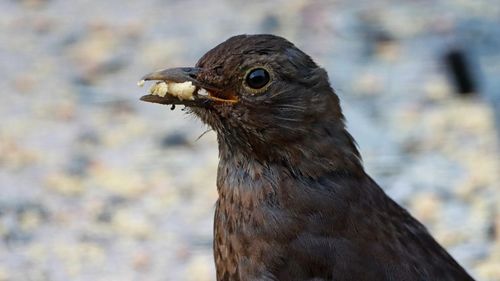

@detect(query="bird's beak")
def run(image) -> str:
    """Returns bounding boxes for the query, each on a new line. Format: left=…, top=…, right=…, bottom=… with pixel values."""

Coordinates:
left=138, top=67, right=237, bottom=107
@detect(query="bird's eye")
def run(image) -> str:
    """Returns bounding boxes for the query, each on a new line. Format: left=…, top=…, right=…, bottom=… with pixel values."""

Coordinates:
left=245, top=68, right=270, bottom=90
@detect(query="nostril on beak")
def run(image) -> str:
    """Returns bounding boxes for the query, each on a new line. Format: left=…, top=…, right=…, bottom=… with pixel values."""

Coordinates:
left=181, top=67, right=200, bottom=79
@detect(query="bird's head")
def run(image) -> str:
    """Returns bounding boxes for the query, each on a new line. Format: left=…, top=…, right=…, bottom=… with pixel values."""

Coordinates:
left=141, top=34, right=360, bottom=171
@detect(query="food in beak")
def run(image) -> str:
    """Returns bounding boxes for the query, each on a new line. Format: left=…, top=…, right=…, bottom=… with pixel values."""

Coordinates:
left=138, top=80, right=196, bottom=101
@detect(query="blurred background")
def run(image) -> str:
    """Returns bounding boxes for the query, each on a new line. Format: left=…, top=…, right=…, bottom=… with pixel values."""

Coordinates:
left=1, top=0, right=499, bottom=280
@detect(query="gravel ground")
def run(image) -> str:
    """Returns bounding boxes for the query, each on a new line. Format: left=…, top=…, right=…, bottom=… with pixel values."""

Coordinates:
left=0, top=0, right=499, bottom=280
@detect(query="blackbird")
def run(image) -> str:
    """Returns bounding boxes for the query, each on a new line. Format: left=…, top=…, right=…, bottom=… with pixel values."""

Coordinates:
left=140, top=34, right=475, bottom=281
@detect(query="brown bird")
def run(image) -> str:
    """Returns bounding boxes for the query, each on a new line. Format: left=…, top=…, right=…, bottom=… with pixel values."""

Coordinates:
left=140, top=34, right=475, bottom=281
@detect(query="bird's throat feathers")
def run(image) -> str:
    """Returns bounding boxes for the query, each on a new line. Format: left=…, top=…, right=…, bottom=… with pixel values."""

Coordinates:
left=214, top=111, right=364, bottom=180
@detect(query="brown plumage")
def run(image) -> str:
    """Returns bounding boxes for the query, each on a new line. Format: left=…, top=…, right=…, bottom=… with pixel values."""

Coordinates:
left=140, top=34, right=475, bottom=281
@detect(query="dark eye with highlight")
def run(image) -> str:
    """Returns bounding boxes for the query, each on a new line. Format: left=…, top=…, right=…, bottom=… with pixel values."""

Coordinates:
left=245, top=68, right=270, bottom=89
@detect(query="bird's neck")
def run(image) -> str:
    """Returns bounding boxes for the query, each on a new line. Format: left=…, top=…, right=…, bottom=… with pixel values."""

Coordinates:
left=214, top=125, right=367, bottom=238
left=216, top=123, right=364, bottom=179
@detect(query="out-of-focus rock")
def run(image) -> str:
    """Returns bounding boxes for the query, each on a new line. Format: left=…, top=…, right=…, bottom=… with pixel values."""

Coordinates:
left=111, top=210, right=153, bottom=239
left=132, top=250, right=151, bottom=271
left=0, top=266, right=8, bottom=281
left=16, top=0, right=49, bottom=9
left=44, top=173, right=83, bottom=195
left=138, top=40, right=185, bottom=69
left=352, top=72, right=383, bottom=96
left=375, top=34, right=401, bottom=62
left=184, top=255, right=213, bottom=281
left=434, top=225, right=469, bottom=247
left=12, top=74, right=37, bottom=93
left=475, top=242, right=500, bottom=281
left=88, top=166, right=147, bottom=198
left=423, top=76, right=453, bottom=101
left=410, top=192, right=442, bottom=224
left=160, top=131, right=191, bottom=148
left=0, top=138, right=38, bottom=170
left=65, top=23, right=131, bottom=84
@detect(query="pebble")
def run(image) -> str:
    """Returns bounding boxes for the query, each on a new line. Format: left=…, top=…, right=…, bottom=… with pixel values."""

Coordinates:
left=132, top=250, right=151, bottom=271
left=409, top=192, right=442, bottom=224
left=44, top=173, right=84, bottom=196
left=111, top=210, right=153, bottom=239
left=160, top=132, right=191, bottom=148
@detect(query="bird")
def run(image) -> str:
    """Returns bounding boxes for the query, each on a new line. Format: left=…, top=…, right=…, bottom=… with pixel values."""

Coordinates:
left=139, top=34, right=475, bottom=281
